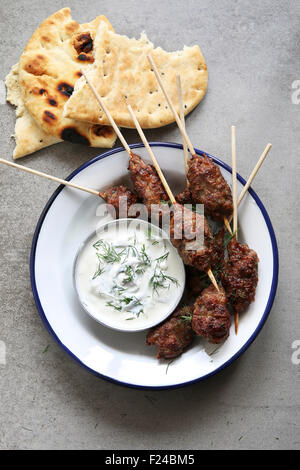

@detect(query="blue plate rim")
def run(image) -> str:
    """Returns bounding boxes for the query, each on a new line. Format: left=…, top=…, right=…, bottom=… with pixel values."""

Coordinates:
left=30, top=142, right=279, bottom=390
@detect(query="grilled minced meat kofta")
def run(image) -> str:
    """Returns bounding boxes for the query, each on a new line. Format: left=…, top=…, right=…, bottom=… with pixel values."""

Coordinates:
left=128, top=153, right=169, bottom=215
left=221, top=238, right=259, bottom=315
left=192, top=285, right=231, bottom=344
left=187, top=153, right=233, bottom=221
left=99, top=185, right=139, bottom=218
left=146, top=306, right=195, bottom=359
left=169, top=203, right=217, bottom=273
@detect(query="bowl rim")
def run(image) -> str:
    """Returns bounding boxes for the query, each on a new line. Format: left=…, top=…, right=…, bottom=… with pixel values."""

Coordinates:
left=72, top=218, right=186, bottom=333
left=30, top=142, right=279, bottom=390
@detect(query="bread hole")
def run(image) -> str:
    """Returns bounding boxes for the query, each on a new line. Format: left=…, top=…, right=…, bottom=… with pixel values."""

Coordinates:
left=161, top=72, right=165, bottom=76
left=106, top=49, right=111, bottom=54
left=158, top=103, right=161, bottom=107
left=184, top=104, right=187, bottom=109
left=165, top=105, right=168, bottom=109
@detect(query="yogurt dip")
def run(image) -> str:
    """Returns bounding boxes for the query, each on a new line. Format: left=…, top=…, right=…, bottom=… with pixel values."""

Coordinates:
left=74, top=219, right=185, bottom=332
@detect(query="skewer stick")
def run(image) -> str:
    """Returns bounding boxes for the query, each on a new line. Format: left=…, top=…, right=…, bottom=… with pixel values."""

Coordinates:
left=127, top=103, right=219, bottom=292
left=231, top=125, right=239, bottom=334
left=148, top=54, right=195, bottom=155
left=126, top=105, right=175, bottom=203
left=227, top=142, right=272, bottom=225
left=176, top=75, right=189, bottom=187
left=80, top=69, right=132, bottom=156
left=237, top=143, right=272, bottom=206
left=231, top=126, right=238, bottom=238
left=0, top=158, right=99, bottom=196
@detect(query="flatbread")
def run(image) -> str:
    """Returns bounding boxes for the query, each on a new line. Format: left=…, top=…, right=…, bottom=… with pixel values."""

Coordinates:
left=6, top=64, right=61, bottom=159
left=63, top=22, right=207, bottom=129
left=18, top=8, right=116, bottom=150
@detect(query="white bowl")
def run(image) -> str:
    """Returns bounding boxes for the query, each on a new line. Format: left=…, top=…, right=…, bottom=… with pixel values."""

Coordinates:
left=30, top=143, right=278, bottom=389
left=73, top=218, right=185, bottom=333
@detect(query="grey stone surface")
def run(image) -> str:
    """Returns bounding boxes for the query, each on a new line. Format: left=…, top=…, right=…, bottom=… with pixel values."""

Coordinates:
left=0, top=0, right=299, bottom=450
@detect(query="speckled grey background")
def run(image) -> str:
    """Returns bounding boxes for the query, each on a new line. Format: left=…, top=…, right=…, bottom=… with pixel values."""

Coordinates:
left=0, top=0, right=299, bottom=450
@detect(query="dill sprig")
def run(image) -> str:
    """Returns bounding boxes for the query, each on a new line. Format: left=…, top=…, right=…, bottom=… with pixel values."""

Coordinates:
left=150, top=269, right=179, bottom=294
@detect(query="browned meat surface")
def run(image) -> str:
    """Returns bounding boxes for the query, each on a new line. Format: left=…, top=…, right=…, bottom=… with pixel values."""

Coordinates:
left=128, top=153, right=169, bottom=215
left=176, top=187, right=192, bottom=205
left=99, top=185, right=139, bottom=218
left=221, top=238, right=259, bottom=314
left=185, top=266, right=207, bottom=298
left=187, top=154, right=233, bottom=221
left=211, top=227, right=225, bottom=269
left=192, top=285, right=231, bottom=343
left=170, top=204, right=215, bottom=273
left=146, top=306, right=194, bottom=359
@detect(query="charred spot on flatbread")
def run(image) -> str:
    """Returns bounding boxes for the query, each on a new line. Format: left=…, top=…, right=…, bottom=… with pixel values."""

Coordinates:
left=61, top=127, right=90, bottom=145
left=91, top=124, right=115, bottom=139
left=24, top=55, right=47, bottom=76
left=48, top=98, right=57, bottom=106
left=77, top=53, right=94, bottom=62
left=43, top=110, right=56, bottom=123
left=74, top=32, right=93, bottom=54
left=57, top=82, right=74, bottom=98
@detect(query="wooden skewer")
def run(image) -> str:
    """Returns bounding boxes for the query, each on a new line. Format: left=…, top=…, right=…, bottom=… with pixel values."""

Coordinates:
left=231, top=125, right=239, bottom=334
left=176, top=76, right=189, bottom=188
left=237, top=143, right=272, bottom=207
left=226, top=142, right=272, bottom=225
left=80, top=69, right=132, bottom=156
left=127, top=103, right=219, bottom=292
left=127, top=105, right=175, bottom=204
left=148, top=54, right=195, bottom=155
left=148, top=54, right=232, bottom=235
left=0, top=158, right=99, bottom=196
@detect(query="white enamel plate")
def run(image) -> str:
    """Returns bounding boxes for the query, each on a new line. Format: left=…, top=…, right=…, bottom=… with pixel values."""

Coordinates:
left=31, top=143, right=278, bottom=389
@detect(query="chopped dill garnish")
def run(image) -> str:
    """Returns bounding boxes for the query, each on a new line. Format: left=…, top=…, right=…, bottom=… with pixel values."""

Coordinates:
left=155, top=252, right=169, bottom=264
left=92, top=264, right=105, bottom=280
left=224, top=230, right=237, bottom=247
left=150, top=269, right=179, bottom=294
left=180, top=314, right=192, bottom=322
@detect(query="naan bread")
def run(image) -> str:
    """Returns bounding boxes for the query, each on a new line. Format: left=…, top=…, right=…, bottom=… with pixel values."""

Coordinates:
left=18, top=8, right=116, bottom=150
left=63, top=22, right=207, bottom=128
left=6, top=64, right=61, bottom=159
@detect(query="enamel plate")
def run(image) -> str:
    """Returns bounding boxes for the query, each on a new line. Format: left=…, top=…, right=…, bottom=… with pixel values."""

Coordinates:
left=31, top=143, right=279, bottom=389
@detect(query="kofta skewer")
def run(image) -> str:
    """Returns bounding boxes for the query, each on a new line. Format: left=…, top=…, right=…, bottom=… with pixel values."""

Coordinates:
left=148, top=55, right=233, bottom=228
left=175, top=74, right=233, bottom=233
left=221, top=127, right=259, bottom=334
left=127, top=104, right=220, bottom=291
